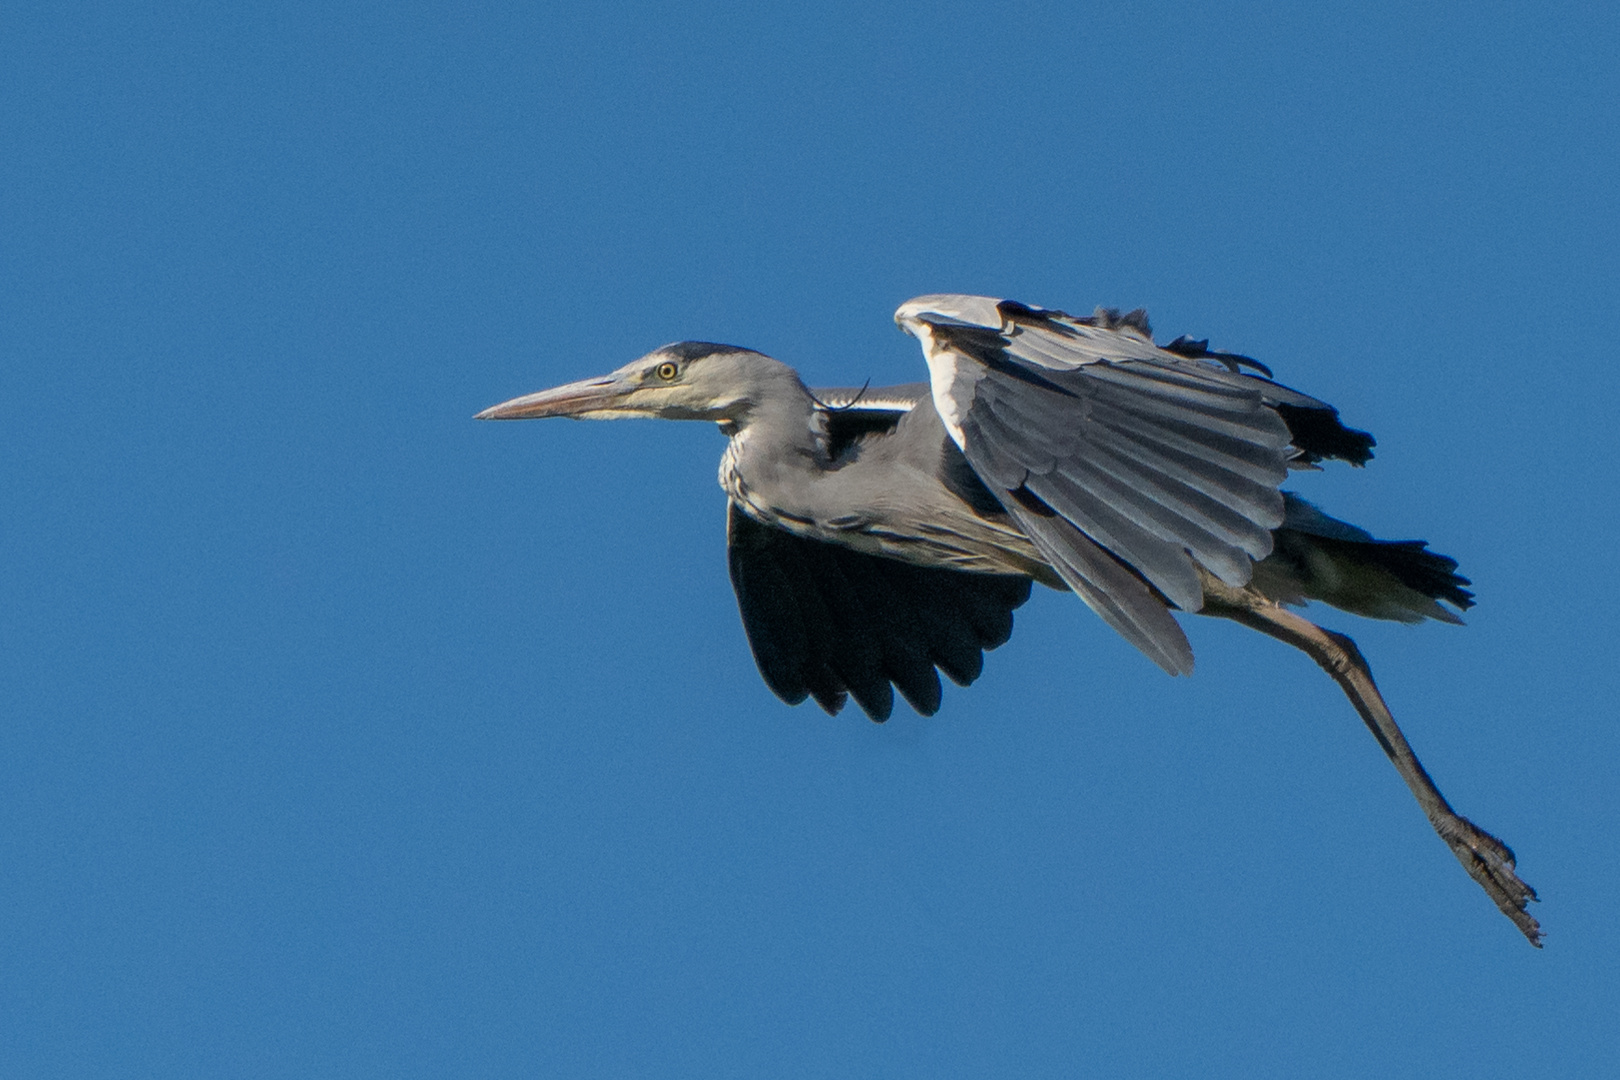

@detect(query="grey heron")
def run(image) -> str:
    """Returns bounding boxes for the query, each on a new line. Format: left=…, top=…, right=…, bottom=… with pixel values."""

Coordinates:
left=477, top=293, right=1540, bottom=945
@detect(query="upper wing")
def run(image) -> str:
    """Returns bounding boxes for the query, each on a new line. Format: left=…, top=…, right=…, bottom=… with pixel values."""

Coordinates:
left=726, top=502, right=1032, bottom=721
left=810, top=382, right=931, bottom=410
left=807, top=384, right=928, bottom=463
left=896, top=294, right=1318, bottom=674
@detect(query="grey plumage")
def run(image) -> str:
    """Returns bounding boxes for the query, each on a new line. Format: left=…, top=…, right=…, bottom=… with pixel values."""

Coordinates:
left=476, top=293, right=1537, bottom=946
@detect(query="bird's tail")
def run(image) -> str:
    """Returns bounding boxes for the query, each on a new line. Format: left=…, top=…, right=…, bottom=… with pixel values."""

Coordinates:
left=1249, top=494, right=1474, bottom=625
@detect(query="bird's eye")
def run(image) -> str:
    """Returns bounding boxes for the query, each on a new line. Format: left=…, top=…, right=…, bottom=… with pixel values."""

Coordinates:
left=655, top=362, right=679, bottom=381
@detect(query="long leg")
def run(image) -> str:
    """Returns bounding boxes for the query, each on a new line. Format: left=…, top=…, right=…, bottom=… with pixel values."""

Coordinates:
left=1200, top=578, right=1541, bottom=945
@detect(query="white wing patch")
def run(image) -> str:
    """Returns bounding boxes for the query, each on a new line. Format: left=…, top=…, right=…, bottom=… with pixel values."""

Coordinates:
left=895, top=297, right=993, bottom=447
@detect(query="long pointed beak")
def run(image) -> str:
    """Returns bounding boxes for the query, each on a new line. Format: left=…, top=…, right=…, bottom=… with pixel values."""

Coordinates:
left=474, top=375, right=634, bottom=420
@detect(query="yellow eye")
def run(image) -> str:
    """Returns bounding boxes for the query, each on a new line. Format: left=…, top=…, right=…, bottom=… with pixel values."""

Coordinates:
left=655, top=362, right=679, bottom=381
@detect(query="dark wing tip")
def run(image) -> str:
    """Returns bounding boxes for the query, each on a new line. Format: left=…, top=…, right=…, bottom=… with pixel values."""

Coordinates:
left=726, top=505, right=1030, bottom=721
left=1274, top=403, right=1377, bottom=466
left=1152, top=334, right=1374, bottom=467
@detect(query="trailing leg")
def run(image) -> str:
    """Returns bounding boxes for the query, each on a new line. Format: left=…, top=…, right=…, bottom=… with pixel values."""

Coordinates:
left=1200, top=577, right=1541, bottom=945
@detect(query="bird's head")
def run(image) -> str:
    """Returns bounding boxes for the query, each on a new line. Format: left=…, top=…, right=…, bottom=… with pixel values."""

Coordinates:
left=476, top=343, right=800, bottom=425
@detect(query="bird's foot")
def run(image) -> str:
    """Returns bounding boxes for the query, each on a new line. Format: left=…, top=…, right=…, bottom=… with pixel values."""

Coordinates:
left=1435, top=812, right=1542, bottom=946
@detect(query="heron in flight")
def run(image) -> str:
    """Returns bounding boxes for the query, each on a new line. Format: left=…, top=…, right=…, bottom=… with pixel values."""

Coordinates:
left=477, top=294, right=1539, bottom=945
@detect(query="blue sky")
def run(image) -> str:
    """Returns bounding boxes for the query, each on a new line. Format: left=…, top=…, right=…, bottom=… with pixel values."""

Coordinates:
left=4, top=1, right=1617, bottom=1076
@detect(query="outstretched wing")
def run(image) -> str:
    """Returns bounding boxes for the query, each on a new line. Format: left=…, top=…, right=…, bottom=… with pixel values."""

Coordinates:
left=726, top=502, right=1032, bottom=721
left=896, top=294, right=1323, bottom=675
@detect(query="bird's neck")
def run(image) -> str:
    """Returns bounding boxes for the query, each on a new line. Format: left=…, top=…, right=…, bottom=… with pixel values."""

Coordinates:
left=717, top=382, right=827, bottom=521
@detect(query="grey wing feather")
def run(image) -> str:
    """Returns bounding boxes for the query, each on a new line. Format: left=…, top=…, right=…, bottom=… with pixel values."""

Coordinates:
left=946, top=298, right=1374, bottom=467
left=895, top=294, right=1311, bottom=672
left=895, top=294, right=1389, bottom=670
left=967, top=324, right=1290, bottom=600
left=998, top=486, right=1196, bottom=675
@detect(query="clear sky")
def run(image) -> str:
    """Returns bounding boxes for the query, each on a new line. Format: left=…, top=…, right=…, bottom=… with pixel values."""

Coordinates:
left=4, top=1, right=1617, bottom=1076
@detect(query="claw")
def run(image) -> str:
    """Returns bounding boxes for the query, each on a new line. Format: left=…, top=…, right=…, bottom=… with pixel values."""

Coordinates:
left=1440, top=814, right=1542, bottom=946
